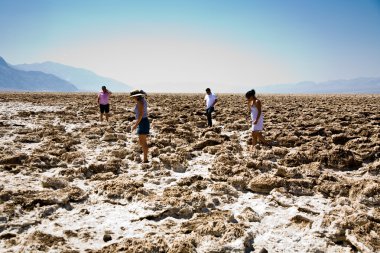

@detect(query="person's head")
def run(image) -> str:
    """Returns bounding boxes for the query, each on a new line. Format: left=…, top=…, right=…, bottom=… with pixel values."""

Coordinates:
left=101, top=86, right=107, bottom=92
left=206, top=88, right=211, bottom=95
left=130, top=89, right=147, bottom=101
left=245, top=89, right=256, bottom=100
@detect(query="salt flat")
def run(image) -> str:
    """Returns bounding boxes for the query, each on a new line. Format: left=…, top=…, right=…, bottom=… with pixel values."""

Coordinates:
left=0, top=93, right=379, bottom=252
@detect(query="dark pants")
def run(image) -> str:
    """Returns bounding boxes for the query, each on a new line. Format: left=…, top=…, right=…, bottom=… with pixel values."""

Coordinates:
left=206, top=107, right=214, bottom=127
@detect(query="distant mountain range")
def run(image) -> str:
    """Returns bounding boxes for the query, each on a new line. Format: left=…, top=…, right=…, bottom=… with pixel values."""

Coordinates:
left=15, top=61, right=131, bottom=92
left=0, top=57, right=78, bottom=92
left=257, top=77, right=380, bottom=94
left=1, top=56, right=379, bottom=93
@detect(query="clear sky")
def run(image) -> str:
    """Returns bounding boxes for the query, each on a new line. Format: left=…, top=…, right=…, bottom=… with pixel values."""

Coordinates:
left=1, top=0, right=380, bottom=92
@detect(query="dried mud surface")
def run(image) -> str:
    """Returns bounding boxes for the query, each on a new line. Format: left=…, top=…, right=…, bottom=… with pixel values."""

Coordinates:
left=0, top=93, right=379, bottom=253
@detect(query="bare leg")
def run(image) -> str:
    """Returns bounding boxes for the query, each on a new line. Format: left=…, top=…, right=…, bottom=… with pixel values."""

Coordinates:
left=250, top=131, right=258, bottom=151
left=100, top=113, right=103, bottom=122
left=257, top=132, right=268, bottom=145
left=105, top=113, right=109, bottom=122
left=139, top=135, right=149, bottom=162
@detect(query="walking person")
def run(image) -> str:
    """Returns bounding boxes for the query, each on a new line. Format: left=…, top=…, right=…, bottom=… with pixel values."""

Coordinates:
left=130, top=90, right=150, bottom=163
left=204, top=88, right=218, bottom=127
left=246, top=89, right=268, bottom=149
left=97, top=85, right=112, bottom=122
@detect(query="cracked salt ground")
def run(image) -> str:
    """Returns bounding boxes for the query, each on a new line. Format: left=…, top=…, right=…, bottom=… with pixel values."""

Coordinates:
left=8, top=153, right=216, bottom=251
left=22, top=201, right=156, bottom=252
left=64, top=122, right=93, bottom=134
left=0, top=102, right=62, bottom=116
left=1, top=93, right=379, bottom=252
left=221, top=190, right=335, bottom=252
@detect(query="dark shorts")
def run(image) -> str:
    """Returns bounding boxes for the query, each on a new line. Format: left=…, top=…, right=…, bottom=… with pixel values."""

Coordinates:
left=99, top=104, right=109, bottom=113
left=137, top=117, right=150, bottom=135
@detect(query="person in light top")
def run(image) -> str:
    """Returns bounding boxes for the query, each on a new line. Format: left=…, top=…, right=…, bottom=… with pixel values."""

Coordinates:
left=246, top=89, right=269, bottom=149
left=204, top=88, right=218, bottom=127
left=97, top=85, right=112, bottom=122
left=130, top=89, right=150, bottom=163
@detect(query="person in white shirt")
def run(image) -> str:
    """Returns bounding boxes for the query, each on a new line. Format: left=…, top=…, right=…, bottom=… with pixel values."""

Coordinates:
left=204, top=88, right=218, bottom=127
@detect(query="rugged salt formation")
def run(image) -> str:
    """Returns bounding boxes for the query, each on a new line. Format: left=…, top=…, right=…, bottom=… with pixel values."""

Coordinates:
left=0, top=93, right=379, bottom=252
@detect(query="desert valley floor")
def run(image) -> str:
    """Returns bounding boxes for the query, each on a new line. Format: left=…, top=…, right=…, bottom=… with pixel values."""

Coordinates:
left=0, top=93, right=379, bottom=253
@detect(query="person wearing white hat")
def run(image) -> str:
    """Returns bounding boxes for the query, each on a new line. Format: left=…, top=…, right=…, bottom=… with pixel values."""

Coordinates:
left=130, top=89, right=150, bottom=163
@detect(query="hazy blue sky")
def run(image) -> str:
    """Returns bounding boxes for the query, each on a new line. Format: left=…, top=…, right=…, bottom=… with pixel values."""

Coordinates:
left=1, top=0, right=380, bottom=92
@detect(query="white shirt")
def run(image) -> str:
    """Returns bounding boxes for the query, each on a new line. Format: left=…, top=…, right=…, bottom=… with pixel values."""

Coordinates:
left=204, top=93, right=217, bottom=109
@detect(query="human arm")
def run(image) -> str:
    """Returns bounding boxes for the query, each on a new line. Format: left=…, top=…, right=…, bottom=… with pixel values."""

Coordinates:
left=97, top=94, right=100, bottom=104
left=132, top=101, right=144, bottom=131
left=212, top=98, right=218, bottom=107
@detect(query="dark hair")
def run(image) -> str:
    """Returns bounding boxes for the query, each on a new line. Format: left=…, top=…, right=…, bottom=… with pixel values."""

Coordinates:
left=130, top=89, right=147, bottom=101
left=206, top=88, right=211, bottom=92
left=245, top=89, right=256, bottom=99
left=101, top=86, right=109, bottom=93
left=140, top=90, right=147, bottom=96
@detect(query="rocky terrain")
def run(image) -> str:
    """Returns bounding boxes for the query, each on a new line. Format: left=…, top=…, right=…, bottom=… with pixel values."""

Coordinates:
left=0, top=93, right=379, bottom=253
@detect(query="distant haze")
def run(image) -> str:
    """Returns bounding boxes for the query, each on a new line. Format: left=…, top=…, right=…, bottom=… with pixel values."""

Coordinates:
left=1, top=0, right=380, bottom=92
left=1, top=55, right=380, bottom=94
left=256, top=78, right=380, bottom=94
left=15, top=62, right=131, bottom=92
left=0, top=57, right=77, bottom=92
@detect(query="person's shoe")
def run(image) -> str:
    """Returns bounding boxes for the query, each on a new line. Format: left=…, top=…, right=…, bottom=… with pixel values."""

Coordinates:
left=262, top=142, right=272, bottom=148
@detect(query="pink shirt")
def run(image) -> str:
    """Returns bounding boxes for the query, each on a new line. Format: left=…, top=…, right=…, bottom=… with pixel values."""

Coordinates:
left=98, top=91, right=110, bottom=105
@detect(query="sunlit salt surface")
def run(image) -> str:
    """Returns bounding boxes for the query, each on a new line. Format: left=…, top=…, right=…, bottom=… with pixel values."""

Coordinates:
left=1, top=94, right=379, bottom=252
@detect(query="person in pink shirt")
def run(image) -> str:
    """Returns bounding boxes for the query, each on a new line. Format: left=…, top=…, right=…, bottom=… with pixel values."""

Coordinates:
left=97, top=86, right=112, bottom=122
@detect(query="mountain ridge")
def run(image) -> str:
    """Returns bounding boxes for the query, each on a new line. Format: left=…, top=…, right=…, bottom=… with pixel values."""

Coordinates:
left=257, top=77, right=380, bottom=94
left=0, top=56, right=9, bottom=66
left=15, top=61, right=132, bottom=92
left=2, top=56, right=380, bottom=93
left=0, top=57, right=78, bottom=92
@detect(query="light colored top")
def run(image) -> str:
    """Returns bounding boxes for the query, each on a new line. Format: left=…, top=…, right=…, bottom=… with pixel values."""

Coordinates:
left=204, top=93, right=217, bottom=109
left=251, top=103, right=263, bottom=120
left=98, top=91, right=110, bottom=105
left=251, top=103, right=264, bottom=131
left=134, top=98, right=148, bottom=119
